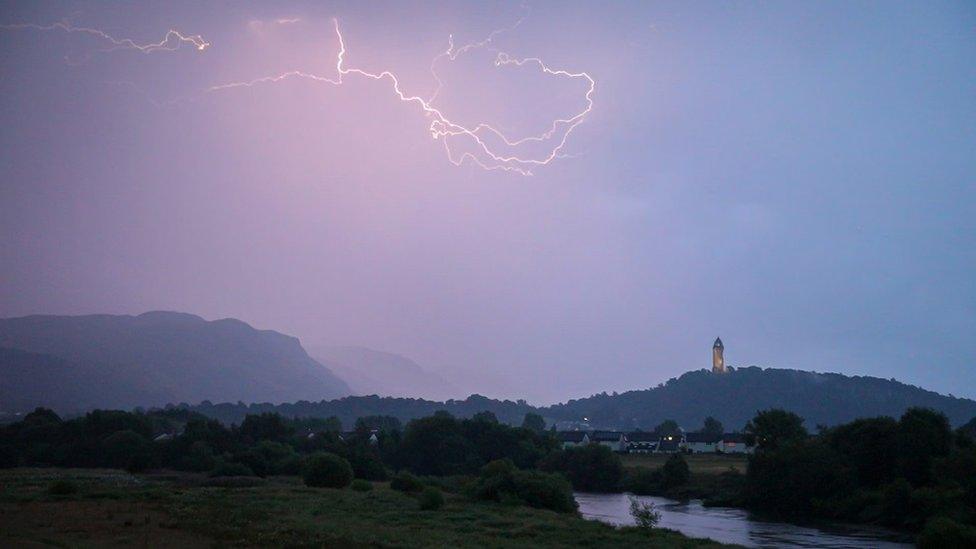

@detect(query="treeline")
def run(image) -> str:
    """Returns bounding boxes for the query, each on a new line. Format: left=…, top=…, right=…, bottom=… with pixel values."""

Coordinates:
left=0, top=406, right=581, bottom=514
left=177, top=394, right=536, bottom=428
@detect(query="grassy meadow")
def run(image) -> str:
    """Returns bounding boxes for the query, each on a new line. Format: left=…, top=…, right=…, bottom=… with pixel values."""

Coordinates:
left=0, top=468, right=733, bottom=548
left=621, top=453, right=748, bottom=475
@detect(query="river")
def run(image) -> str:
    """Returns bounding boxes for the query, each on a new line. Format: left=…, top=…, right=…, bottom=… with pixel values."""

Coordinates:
left=575, top=492, right=915, bottom=548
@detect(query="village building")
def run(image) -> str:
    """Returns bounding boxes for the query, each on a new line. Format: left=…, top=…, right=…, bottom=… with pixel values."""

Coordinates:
left=719, top=433, right=753, bottom=454
left=683, top=432, right=721, bottom=453
left=589, top=431, right=627, bottom=452
left=656, top=434, right=683, bottom=453
left=625, top=432, right=659, bottom=453
left=558, top=431, right=590, bottom=449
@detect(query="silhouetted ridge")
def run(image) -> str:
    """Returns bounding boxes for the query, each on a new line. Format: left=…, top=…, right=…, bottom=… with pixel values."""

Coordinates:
left=0, top=312, right=350, bottom=414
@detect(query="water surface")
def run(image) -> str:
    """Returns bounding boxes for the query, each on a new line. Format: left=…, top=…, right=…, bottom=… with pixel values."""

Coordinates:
left=575, top=492, right=914, bottom=548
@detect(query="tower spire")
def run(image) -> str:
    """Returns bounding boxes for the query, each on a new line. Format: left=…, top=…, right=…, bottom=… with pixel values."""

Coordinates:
left=712, top=337, right=726, bottom=373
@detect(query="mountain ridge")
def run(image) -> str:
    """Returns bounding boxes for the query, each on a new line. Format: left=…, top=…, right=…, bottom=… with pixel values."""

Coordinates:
left=0, top=311, right=351, bottom=413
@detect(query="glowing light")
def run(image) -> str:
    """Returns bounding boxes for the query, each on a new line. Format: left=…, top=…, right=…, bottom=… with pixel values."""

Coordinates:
left=0, top=21, right=210, bottom=53
left=210, top=18, right=594, bottom=175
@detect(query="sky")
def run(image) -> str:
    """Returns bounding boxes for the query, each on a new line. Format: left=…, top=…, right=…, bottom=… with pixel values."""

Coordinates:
left=1, top=1, right=974, bottom=404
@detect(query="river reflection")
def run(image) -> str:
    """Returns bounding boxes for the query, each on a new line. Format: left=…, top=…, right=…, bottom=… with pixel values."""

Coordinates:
left=575, top=492, right=914, bottom=548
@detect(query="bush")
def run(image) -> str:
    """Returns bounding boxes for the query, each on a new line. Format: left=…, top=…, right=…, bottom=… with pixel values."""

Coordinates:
left=540, top=444, right=623, bottom=492
left=347, top=447, right=388, bottom=481
left=623, top=468, right=662, bottom=495
left=303, top=453, right=353, bottom=488
left=102, top=430, right=154, bottom=472
left=48, top=480, right=78, bottom=496
left=629, top=496, right=661, bottom=529
left=210, top=461, right=255, bottom=477
left=390, top=471, right=424, bottom=493
left=880, top=478, right=913, bottom=527
left=661, top=454, right=690, bottom=488
left=418, top=487, right=445, bottom=510
left=471, top=459, right=577, bottom=513
left=917, top=517, right=976, bottom=549
left=350, top=479, right=373, bottom=492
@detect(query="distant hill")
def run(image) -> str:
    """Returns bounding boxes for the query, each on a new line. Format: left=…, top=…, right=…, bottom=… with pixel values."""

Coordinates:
left=541, top=367, right=976, bottom=430
left=0, top=312, right=350, bottom=413
left=310, top=346, right=460, bottom=401
left=180, top=367, right=976, bottom=431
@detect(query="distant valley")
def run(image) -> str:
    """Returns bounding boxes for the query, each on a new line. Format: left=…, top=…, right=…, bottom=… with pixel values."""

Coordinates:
left=310, top=345, right=460, bottom=401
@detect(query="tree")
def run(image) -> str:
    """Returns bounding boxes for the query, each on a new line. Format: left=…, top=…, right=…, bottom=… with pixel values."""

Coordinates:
left=521, top=413, right=546, bottom=434
left=652, top=420, right=681, bottom=438
left=896, top=407, right=952, bottom=486
left=824, top=416, right=899, bottom=487
left=472, top=411, right=499, bottom=424
left=745, top=409, right=807, bottom=450
left=701, top=416, right=724, bottom=437
left=398, top=414, right=474, bottom=475
left=744, top=438, right=856, bottom=518
left=355, top=415, right=401, bottom=433
left=240, top=413, right=293, bottom=443
left=661, top=453, right=690, bottom=488
left=102, top=430, right=154, bottom=471
left=540, top=444, right=623, bottom=492
left=303, top=452, right=353, bottom=488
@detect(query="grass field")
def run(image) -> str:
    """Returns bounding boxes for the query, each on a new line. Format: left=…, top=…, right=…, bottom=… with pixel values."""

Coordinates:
left=0, top=468, right=734, bottom=548
left=622, top=453, right=748, bottom=475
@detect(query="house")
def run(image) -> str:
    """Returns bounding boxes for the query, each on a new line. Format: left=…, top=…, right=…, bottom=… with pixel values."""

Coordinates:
left=339, top=431, right=380, bottom=445
left=719, top=433, right=754, bottom=454
left=589, top=431, right=627, bottom=452
left=626, top=432, right=658, bottom=454
left=558, top=431, right=590, bottom=449
left=657, top=434, right=683, bottom=453
left=683, top=432, right=721, bottom=453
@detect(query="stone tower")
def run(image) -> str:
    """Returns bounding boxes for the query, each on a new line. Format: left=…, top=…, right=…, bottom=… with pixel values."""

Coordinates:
left=712, top=337, right=725, bottom=373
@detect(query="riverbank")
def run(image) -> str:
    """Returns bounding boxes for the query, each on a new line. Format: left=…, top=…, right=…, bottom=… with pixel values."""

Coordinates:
left=0, top=468, right=733, bottom=547
left=622, top=453, right=748, bottom=505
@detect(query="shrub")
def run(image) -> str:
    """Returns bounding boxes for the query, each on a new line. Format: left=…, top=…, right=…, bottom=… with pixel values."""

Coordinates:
left=661, top=453, right=690, bottom=488
left=347, top=447, right=388, bottom=481
left=471, top=459, right=577, bottom=513
left=210, top=461, right=255, bottom=477
left=102, top=430, right=154, bottom=472
left=917, top=517, right=976, bottom=549
left=629, top=496, right=661, bottom=529
left=234, top=448, right=270, bottom=477
left=303, top=453, right=353, bottom=488
left=350, top=479, right=373, bottom=492
left=540, top=444, right=623, bottom=492
left=880, top=478, right=912, bottom=527
left=390, top=471, right=424, bottom=493
left=48, top=479, right=78, bottom=496
left=418, top=487, right=445, bottom=510
left=178, top=441, right=217, bottom=472
left=623, top=468, right=662, bottom=495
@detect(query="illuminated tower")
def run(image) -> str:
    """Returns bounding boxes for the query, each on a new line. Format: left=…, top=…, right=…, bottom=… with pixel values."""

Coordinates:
left=712, top=337, right=725, bottom=373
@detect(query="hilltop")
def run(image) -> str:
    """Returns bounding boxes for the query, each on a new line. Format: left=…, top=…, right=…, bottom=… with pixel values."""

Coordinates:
left=540, top=367, right=976, bottom=430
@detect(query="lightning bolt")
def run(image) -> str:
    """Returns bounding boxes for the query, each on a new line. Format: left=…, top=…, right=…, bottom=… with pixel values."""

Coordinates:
left=0, top=21, right=210, bottom=54
left=210, top=18, right=594, bottom=175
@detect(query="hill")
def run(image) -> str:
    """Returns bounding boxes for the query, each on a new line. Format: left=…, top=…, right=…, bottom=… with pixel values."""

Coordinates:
left=541, top=367, right=976, bottom=430
left=310, top=345, right=460, bottom=401
left=0, top=312, right=350, bottom=413
left=182, top=367, right=976, bottom=431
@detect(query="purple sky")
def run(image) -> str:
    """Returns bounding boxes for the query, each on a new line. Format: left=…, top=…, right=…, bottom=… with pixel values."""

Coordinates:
left=2, top=1, right=974, bottom=404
